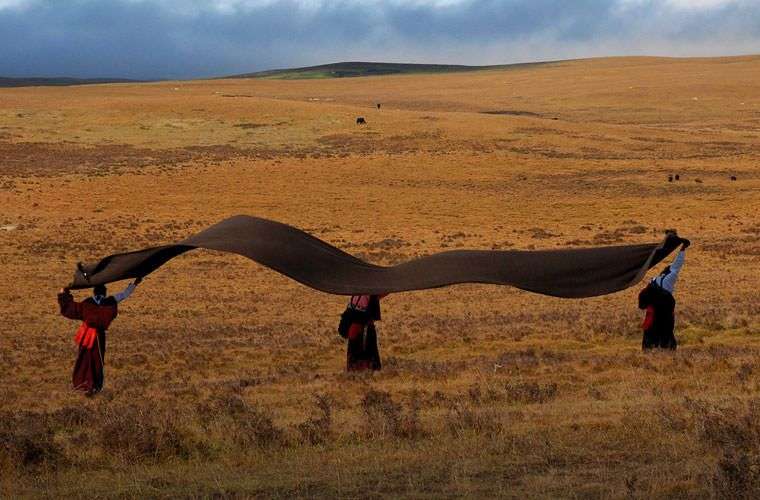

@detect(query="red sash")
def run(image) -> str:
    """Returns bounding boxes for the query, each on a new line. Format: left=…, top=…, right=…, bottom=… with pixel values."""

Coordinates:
left=73, top=302, right=117, bottom=349
left=74, top=323, right=99, bottom=349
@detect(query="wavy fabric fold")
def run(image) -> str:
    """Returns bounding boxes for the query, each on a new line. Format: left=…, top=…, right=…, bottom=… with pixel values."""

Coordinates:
left=68, top=215, right=680, bottom=298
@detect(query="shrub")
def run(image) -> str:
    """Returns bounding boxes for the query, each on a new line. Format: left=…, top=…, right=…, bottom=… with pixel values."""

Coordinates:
left=713, top=450, right=760, bottom=499
left=504, top=381, right=558, bottom=404
left=682, top=398, right=760, bottom=498
left=0, top=411, right=65, bottom=469
left=446, top=403, right=502, bottom=438
left=467, top=383, right=502, bottom=405
left=297, top=394, right=333, bottom=445
left=234, top=405, right=284, bottom=448
left=48, top=405, right=90, bottom=428
left=200, top=393, right=285, bottom=448
left=98, top=403, right=196, bottom=461
left=361, top=389, right=424, bottom=440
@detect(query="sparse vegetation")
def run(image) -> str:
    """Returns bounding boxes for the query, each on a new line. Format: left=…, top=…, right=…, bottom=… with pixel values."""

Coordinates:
left=1, top=55, right=759, bottom=497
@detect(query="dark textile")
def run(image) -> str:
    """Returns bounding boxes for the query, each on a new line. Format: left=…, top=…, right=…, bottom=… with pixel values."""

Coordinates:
left=345, top=295, right=382, bottom=371
left=638, top=283, right=677, bottom=350
left=347, top=322, right=381, bottom=371
left=338, top=306, right=365, bottom=338
left=58, top=292, right=118, bottom=394
left=72, top=330, right=106, bottom=395
left=58, top=292, right=118, bottom=328
left=67, top=215, right=682, bottom=299
left=366, top=295, right=381, bottom=321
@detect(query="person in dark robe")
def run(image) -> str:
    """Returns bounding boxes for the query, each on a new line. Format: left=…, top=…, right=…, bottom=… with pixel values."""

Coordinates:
left=57, top=278, right=141, bottom=395
left=345, top=294, right=383, bottom=371
left=639, top=237, right=689, bottom=350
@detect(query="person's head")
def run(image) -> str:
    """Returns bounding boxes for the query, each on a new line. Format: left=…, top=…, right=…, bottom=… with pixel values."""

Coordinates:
left=93, top=284, right=107, bottom=298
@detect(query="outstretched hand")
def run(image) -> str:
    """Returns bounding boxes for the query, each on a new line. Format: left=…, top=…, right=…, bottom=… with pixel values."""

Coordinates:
left=664, top=229, right=678, bottom=238
left=59, top=287, right=70, bottom=294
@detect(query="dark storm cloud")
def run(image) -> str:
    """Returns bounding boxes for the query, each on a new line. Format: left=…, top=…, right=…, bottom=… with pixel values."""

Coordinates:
left=0, top=0, right=757, bottom=80
left=384, top=0, right=621, bottom=41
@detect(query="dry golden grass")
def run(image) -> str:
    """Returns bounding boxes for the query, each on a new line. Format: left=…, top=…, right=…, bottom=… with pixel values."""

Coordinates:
left=1, top=55, right=759, bottom=498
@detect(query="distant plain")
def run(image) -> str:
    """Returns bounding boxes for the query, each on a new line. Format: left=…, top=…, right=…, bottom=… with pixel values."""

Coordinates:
left=1, top=56, right=759, bottom=497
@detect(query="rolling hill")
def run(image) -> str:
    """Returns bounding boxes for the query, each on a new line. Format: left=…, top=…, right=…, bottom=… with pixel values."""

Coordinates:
left=226, top=60, right=553, bottom=80
left=0, top=76, right=140, bottom=88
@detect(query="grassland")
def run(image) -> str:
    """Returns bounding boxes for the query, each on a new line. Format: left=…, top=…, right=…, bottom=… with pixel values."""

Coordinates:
left=1, top=55, right=759, bottom=498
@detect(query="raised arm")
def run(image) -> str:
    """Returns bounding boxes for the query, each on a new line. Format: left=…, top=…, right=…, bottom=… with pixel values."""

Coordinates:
left=669, top=249, right=686, bottom=276
left=113, top=278, right=141, bottom=303
left=659, top=239, right=689, bottom=292
left=58, top=289, right=83, bottom=320
left=667, top=239, right=689, bottom=279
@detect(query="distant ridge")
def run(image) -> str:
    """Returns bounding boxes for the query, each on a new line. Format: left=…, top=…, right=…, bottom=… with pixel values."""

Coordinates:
left=226, top=60, right=553, bottom=80
left=0, top=76, right=140, bottom=88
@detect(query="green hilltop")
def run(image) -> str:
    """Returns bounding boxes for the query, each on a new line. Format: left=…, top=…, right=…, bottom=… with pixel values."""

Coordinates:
left=0, top=61, right=556, bottom=87
left=226, top=60, right=552, bottom=80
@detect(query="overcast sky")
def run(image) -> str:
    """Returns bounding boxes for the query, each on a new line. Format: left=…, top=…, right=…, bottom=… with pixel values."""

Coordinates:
left=0, top=0, right=758, bottom=79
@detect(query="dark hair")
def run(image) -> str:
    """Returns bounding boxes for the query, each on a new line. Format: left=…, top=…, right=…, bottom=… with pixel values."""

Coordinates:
left=93, top=284, right=107, bottom=296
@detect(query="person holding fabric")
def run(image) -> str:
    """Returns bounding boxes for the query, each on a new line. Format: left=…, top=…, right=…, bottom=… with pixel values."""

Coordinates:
left=344, top=294, right=383, bottom=371
left=638, top=236, right=690, bottom=350
left=57, top=278, right=142, bottom=395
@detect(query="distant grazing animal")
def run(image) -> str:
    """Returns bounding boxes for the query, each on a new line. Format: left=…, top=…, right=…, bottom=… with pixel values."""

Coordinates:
left=668, top=175, right=673, bottom=182
left=675, top=174, right=680, bottom=181
left=695, top=178, right=703, bottom=184
left=730, top=175, right=737, bottom=181
left=376, top=103, right=381, bottom=109
left=356, top=117, right=366, bottom=125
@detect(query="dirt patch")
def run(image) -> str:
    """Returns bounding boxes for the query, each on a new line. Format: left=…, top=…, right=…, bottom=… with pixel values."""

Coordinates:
left=481, top=110, right=541, bottom=117
left=0, top=141, right=192, bottom=177
left=317, top=131, right=444, bottom=155
left=0, top=141, right=323, bottom=177
left=234, top=123, right=267, bottom=130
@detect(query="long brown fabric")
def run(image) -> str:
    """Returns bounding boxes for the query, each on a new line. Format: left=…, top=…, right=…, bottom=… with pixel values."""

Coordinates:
left=67, top=215, right=681, bottom=298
